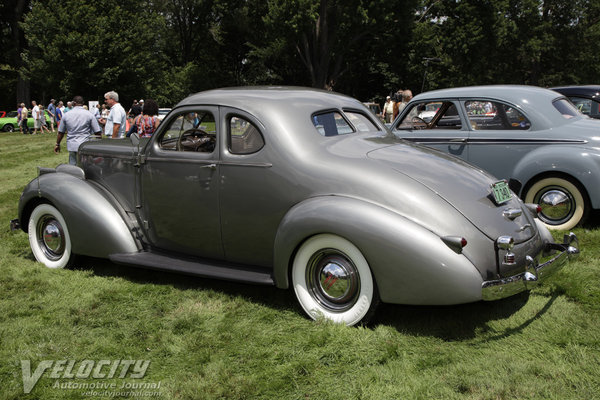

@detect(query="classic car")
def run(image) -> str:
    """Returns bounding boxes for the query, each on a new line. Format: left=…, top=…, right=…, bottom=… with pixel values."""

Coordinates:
left=391, top=84, right=600, bottom=231
left=0, top=110, right=53, bottom=132
left=11, top=87, right=579, bottom=326
left=551, top=85, right=600, bottom=119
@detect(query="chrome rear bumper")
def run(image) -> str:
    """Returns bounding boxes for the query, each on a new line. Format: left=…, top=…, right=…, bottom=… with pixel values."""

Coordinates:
left=482, top=233, right=579, bottom=301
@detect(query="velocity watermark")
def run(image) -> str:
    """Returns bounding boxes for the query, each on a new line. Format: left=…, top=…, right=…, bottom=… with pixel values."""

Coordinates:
left=20, top=359, right=160, bottom=396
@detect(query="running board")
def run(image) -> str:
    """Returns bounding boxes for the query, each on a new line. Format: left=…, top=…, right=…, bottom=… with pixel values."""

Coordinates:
left=109, top=252, right=275, bottom=285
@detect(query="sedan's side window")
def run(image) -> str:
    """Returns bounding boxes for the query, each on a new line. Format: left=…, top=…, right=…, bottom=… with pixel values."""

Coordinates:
left=229, top=116, right=264, bottom=154
left=159, top=111, right=217, bottom=153
left=568, top=96, right=597, bottom=117
left=396, top=101, right=462, bottom=130
left=465, top=101, right=531, bottom=130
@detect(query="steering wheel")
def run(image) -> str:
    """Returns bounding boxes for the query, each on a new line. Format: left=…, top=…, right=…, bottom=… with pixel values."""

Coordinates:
left=177, top=129, right=215, bottom=152
left=411, top=116, right=429, bottom=129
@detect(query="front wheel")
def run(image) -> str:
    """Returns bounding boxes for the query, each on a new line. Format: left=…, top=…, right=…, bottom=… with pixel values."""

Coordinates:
left=292, top=234, right=379, bottom=326
left=3, top=123, right=14, bottom=132
left=28, top=204, right=73, bottom=269
left=524, top=177, right=588, bottom=230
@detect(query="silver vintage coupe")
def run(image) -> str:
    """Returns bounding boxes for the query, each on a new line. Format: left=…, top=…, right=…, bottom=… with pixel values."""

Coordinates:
left=391, top=85, right=600, bottom=230
left=12, top=87, right=579, bottom=326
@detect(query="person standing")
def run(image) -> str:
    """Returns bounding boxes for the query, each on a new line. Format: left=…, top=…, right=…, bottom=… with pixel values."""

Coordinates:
left=38, top=104, right=51, bottom=133
left=132, top=98, right=160, bottom=137
left=17, top=103, right=23, bottom=134
left=383, top=96, right=395, bottom=123
left=31, top=101, right=42, bottom=134
left=99, top=91, right=127, bottom=138
left=20, top=103, right=30, bottom=134
left=64, top=101, right=73, bottom=113
left=55, top=96, right=101, bottom=165
left=47, top=99, right=57, bottom=132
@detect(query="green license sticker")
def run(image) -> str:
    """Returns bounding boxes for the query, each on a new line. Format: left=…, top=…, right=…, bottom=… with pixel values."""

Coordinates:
left=491, top=180, right=512, bottom=204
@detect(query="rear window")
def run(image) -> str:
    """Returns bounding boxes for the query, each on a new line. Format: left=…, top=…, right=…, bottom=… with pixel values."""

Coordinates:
left=312, top=111, right=378, bottom=136
left=553, top=99, right=581, bottom=119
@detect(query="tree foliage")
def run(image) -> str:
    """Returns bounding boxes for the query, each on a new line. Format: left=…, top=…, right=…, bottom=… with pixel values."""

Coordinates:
left=1, top=0, right=600, bottom=109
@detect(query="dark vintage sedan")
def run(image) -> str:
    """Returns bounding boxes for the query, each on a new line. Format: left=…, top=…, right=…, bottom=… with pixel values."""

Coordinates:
left=551, top=85, right=600, bottom=119
left=12, top=87, right=578, bottom=326
left=392, top=85, right=600, bottom=231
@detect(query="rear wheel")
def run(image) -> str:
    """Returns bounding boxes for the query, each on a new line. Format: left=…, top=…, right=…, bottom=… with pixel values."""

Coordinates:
left=524, top=176, right=588, bottom=230
left=28, top=204, right=73, bottom=269
left=292, top=234, right=379, bottom=326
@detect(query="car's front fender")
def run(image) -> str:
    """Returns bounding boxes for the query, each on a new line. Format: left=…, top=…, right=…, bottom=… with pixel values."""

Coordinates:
left=273, top=196, right=484, bottom=305
left=18, top=165, right=139, bottom=258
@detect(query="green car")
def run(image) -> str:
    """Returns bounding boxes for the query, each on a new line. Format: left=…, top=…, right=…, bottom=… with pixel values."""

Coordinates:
left=0, top=110, right=53, bottom=132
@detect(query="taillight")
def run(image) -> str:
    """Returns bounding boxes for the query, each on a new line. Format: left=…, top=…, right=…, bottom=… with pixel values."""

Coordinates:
left=442, top=236, right=468, bottom=254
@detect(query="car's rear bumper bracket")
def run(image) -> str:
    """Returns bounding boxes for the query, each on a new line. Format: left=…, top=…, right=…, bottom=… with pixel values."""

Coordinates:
left=481, top=232, right=579, bottom=301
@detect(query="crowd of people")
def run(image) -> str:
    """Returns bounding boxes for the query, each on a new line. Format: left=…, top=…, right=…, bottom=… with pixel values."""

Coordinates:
left=381, top=89, right=413, bottom=123
left=16, top=92, right=162, bottom=165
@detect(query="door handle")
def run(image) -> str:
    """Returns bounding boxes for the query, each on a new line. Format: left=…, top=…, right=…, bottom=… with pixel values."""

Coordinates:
left=200, top=163, right=217, bottom=170
left=449, top=138, right=467, bottom=143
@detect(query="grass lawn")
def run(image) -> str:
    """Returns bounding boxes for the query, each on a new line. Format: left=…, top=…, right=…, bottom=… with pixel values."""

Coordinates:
left=0, top=131, right=599, bottom=399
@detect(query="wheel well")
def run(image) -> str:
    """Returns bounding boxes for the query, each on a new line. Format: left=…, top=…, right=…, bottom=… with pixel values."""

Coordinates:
left=521, top=171, right=590, bottom=205
left=20, top=198, right=52, bottom=233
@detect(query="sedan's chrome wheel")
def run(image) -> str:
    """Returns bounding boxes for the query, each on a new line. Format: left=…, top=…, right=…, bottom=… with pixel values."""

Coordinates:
left=292, top=234, right=378, bottom=326
left=28, top=204, right=73, bottom=269
left=525, top=177, right=587, bottom=230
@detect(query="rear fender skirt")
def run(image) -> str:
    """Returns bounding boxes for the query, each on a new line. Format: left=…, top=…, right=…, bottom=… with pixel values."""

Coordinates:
left=274, top=196, right=484, bottom=305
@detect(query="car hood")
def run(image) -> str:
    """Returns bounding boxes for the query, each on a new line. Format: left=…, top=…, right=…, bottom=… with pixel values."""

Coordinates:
left=366, top=143, right=537, bottom=243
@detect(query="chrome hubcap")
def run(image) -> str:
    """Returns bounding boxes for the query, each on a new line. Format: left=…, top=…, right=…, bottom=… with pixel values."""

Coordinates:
left=306, top=249, right=360, bottom=312
left=536, top=188, right=574, bottom=225
left=37, top=215, right=65, bottom=261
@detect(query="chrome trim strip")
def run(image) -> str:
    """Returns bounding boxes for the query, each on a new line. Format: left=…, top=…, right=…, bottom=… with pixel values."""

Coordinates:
left=482, top=233, right=578, bottom=301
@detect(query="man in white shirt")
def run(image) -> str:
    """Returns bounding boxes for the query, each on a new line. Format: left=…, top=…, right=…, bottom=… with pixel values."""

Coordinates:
left=99, top=91, right=127, bottom=138
left=31, top=101, right=41, bottom=134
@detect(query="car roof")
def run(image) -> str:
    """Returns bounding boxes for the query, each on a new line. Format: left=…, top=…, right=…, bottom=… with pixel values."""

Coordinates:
left=551, top=85, right=600, bottom=99
left=176, top=86, right=364, bottom=117
left=408, top=85, right=578, bottom=129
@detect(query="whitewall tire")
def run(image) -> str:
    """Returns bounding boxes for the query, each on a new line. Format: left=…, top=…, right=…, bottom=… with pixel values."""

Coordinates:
left=292, top=234, right=378, bottom=326
left=524, top=177, right=587, bottom=230
left=28, top=204, right=73, bottom=269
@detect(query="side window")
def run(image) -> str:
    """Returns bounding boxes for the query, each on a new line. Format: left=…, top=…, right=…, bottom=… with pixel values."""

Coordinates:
left=396, top=101, right=461, bottom=130
left=345, top=111, right=379, bottom=132
left=159, top=111, right=217, bottom=153
left=465, top=101, right=530, bottom=130
left=568, top=96, right=594, bottom=116
left=229, top=116, right=265, bottom=154
left=312, top=111, right=354, bottom=136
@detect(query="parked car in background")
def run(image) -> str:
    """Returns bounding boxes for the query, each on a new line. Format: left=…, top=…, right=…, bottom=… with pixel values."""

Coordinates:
left=392, top=85, right=600, bottom=230
left=0, top=110, right=52, bottom=132
left=157, top=108, right=171, bottom=121
left=11, top=87, right=578, bottom=326
left=551, top=85, right=600, bottom=119
left=362, top=102, right=383, bottom=122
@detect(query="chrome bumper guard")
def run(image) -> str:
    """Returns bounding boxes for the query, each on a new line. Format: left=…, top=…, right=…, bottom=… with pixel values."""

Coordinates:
left=482, top=233, right=579, bottom=301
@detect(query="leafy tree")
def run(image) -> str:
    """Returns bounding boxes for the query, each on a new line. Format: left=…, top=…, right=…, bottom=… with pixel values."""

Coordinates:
left=22, top=0, right=167, bottom=106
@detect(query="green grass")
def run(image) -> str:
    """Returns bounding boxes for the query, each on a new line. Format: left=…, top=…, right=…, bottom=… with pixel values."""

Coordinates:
left=1, top=131, right=599, bottom=399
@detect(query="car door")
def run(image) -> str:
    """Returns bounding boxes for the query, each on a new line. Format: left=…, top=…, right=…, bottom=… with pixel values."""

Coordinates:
left=138, top=106, right=223, bottom=259
left=461, top=100, right=533, bottom=181
left=392, top=100, right=469, bottom=159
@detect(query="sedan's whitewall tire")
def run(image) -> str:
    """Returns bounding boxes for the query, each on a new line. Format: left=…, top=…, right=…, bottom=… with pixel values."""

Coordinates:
left=292, top=234, right=378, bottom=326
left=524, top=177, right=587, bottom=230
left=28, top=204, right=73, bottom=269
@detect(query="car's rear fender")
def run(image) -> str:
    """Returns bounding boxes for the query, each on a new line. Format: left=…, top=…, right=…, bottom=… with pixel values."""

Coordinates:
left=511, top=145, right=600, bottom=208
left=19, top=165, right=139, bottom=258
left=273, top=196, right=484, bottom=305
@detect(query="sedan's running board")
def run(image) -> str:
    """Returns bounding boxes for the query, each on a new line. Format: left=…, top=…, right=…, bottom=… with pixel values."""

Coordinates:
left=109, top=252, right=275, bottom=285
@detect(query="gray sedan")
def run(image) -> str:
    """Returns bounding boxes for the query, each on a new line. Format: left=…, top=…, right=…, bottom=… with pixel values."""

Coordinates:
left=392, top=85, right=600, bottom=230
left=11, top=87, right=578, bottom=326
